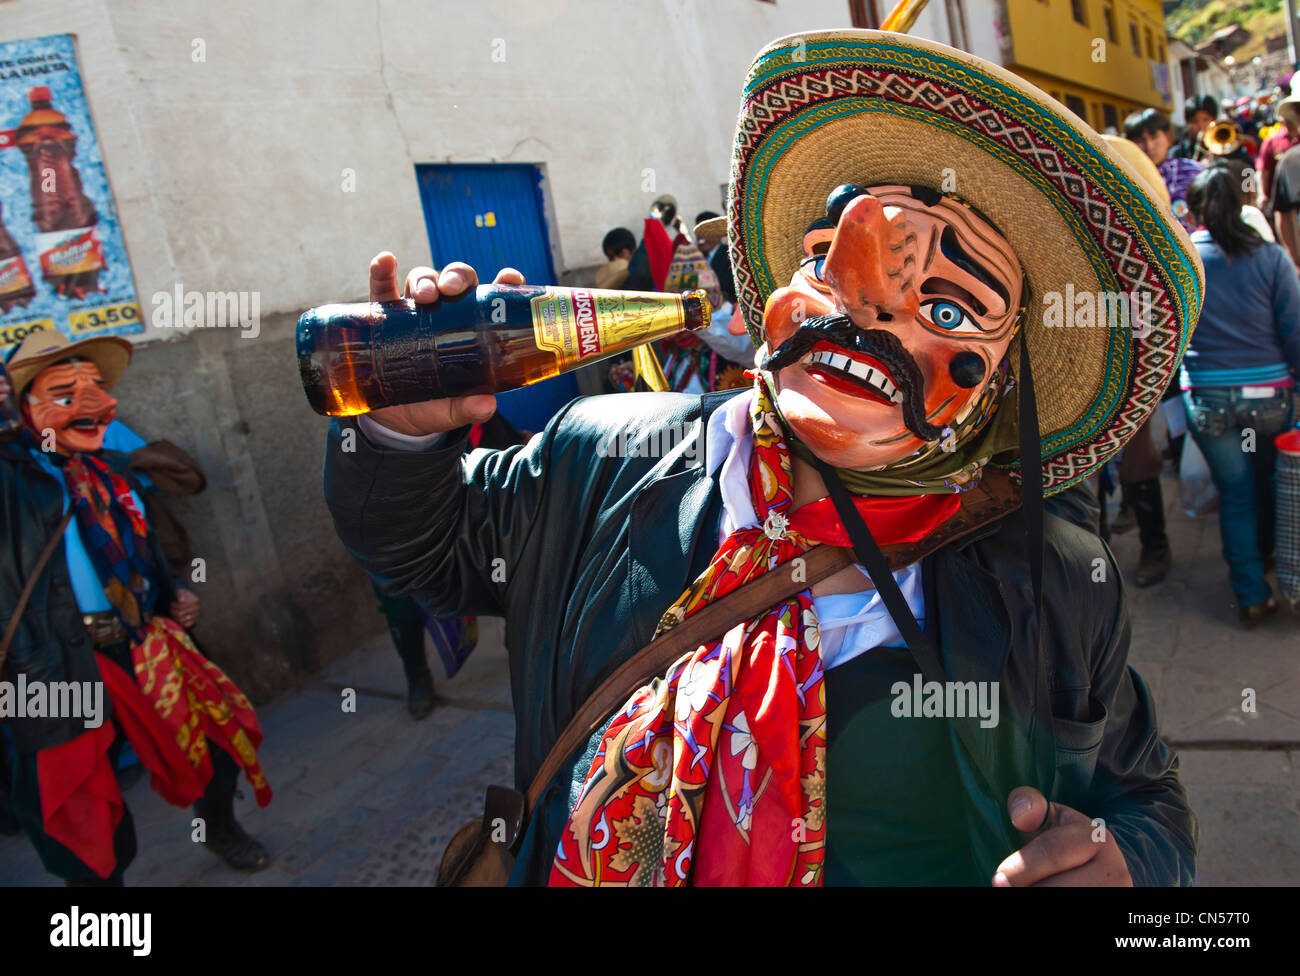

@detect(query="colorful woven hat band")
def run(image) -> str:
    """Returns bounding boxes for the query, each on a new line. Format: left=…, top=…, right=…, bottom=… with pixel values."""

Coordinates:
left=725, top=30, right=1203, bottom=494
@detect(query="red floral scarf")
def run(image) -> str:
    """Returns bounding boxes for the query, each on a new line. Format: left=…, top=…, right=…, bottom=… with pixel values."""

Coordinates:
left=549, top=380, right=959, bottom=886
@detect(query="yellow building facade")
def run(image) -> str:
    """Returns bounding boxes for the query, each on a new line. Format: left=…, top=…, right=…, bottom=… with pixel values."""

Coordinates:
left=1001, top=0, right=1172, bottom=133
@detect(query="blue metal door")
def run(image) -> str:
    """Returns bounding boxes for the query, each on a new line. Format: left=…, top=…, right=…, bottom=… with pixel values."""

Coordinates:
left=415, top=163, right=579, bottom=434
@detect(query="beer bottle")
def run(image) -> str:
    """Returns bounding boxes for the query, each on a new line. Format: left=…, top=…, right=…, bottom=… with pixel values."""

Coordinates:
left=297, top=284, right=710, bottom=417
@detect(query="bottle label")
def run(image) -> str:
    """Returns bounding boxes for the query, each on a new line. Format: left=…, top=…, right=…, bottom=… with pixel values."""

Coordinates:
left=36, top=225, right=106, bottom=277
left=530, top=288, right=683, bottom=370
left=0, top=254, right=32, bottom=295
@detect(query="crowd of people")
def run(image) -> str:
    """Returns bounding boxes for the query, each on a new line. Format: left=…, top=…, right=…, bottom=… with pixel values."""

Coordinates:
left=1100, top=87, right=1300, bottom=626
left=597, top=194, right=753, bottom=395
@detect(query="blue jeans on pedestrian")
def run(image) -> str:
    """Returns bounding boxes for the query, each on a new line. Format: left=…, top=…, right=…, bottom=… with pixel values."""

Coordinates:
left=1184, top=386, right=1296, bottom=607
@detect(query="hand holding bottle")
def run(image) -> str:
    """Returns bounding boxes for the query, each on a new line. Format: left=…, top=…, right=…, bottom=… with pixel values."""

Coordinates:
left=299, top=252, right=709, bottom=428
left=364, top=252, right=506, bottom=437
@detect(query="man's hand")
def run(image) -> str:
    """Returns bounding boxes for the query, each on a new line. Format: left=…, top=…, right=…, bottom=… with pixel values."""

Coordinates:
left=364, top=252, right=525, bottom=437
left=169, top=587, right=200, bottom=629
left=993, top=786, right=1132, bottom=886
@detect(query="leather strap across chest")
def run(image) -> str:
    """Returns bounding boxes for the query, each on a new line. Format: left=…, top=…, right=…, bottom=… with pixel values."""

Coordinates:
left=523, top=469, right=1023, bottom=813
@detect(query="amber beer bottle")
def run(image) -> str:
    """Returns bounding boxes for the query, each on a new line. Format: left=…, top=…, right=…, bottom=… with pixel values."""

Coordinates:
left=297, top=284, right=710, bottom=417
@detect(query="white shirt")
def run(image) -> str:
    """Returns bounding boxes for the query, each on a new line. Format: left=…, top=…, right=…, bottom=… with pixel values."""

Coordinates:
left=360, top=390, right=925, bottom=670
left=704, top=389, right=923, bottom=670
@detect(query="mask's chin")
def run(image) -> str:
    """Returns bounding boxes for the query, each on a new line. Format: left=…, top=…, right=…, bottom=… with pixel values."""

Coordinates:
left=771, top=360, right=927, bottom=470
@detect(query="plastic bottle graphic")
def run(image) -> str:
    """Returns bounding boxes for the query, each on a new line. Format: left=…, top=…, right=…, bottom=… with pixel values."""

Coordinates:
left=0, top=202, right=36, bottom=313
left=15, top=86, right=105, bottom=299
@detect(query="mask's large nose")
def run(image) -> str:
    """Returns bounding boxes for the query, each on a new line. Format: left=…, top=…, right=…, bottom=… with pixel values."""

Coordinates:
left=79, top=381, right=117, bottom=417
left=823, top=193, right=920, bottom=325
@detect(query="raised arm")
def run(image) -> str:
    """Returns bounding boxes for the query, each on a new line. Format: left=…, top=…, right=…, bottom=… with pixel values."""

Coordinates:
left=322, top=254, right=545, bottom=617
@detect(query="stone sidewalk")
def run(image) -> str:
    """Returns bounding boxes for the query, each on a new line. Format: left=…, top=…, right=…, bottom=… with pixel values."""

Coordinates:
left=1, top=473, right=1297, bottom=885
left=1107, top=476, right=1300, bottom=886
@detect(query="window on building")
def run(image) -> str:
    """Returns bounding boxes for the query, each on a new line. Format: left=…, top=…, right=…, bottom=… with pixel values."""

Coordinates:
left=1158, top=40, right=1165, bottom=62
left=1071, top=0, right=1087, bottom=25
left=1065, top=94, right=1088, bottom=121
left=1145, top=28, right=1155, bottom=60
left=1129, top=21, right=1140, bottom=56
left=1103, top=103, right=1119, bottom=132
left=1102, top=5, right=1117, bottom=43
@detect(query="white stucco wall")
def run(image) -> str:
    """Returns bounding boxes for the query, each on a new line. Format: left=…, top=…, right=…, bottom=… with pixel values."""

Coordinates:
left=2, top=0, right=910, bottom=326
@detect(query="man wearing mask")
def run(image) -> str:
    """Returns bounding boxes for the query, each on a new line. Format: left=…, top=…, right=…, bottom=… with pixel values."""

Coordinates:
left=1, top=331, right=272, bottom=884
left=323, top=30, right=1199, bottom=887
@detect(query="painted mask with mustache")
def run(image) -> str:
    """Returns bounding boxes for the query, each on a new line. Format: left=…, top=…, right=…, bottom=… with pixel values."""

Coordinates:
left=758, top=184, right=1023, bottom=471
left=22, top=358, right=117, bottom=454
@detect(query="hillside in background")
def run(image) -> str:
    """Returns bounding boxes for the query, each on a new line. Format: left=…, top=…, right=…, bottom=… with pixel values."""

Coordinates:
left=1166, top=0, right=1287, bottom=61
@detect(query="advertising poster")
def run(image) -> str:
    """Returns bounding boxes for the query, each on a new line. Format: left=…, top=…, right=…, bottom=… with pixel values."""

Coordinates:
left=0, top=32, right=141, bottom=353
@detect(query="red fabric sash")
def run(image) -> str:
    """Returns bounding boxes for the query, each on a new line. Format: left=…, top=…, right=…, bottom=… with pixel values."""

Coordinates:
left=36, top=721, right=121, bottom=880
left=36, top=617, right=271, bottom=878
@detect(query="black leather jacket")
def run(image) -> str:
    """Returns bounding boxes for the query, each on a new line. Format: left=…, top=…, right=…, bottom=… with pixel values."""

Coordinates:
left=323, top=390, right=1197, bottom=886
left=0, top=437, right=181, bottom=752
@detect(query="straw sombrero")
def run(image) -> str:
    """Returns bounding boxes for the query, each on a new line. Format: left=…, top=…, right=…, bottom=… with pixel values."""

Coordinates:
left=5, top=329, right=133, bottom=398
left=726, top=29, right=1203, bottom=494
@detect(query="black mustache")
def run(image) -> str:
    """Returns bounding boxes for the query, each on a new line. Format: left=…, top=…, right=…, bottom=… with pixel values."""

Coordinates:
left=761, top=313, right=941, bottom=441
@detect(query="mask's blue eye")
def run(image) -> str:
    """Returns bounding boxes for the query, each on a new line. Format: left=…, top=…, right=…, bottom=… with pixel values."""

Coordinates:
left=928, top=300, right=964, bottom=329
left=801, top=254, right=826, bottom=282
left=923, top=299, right=981, bottom=334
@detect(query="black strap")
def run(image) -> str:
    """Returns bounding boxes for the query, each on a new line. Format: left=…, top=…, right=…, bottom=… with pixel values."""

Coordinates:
left=1017, top=336, right=1056, bottom=799
left=812, top=456, right=948, bottom=689
left=810, top=331, right=1056, bottom=799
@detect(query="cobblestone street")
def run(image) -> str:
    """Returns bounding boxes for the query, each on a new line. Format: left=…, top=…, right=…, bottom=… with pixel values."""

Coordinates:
left=2, top=474, right=1298, bottom=886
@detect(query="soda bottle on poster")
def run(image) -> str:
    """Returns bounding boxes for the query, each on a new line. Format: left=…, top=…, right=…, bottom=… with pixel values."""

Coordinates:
left=15, top=85, right=106, bottom=300
left=0, top=202, right=37, bottom=313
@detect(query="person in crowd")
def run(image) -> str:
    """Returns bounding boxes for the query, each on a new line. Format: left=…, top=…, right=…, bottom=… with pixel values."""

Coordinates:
left=653, top=210, right=752, bottom=391
left=1094, top=133, right=1178, bottom=584
left=1258, top=90, right=1300, bottom=221
left=1183, top=167, right=1300, bottom=628
left=1207, top=157, right=1275, bottom=242
left=1172, top=95, right=1218, bottom=161
left=1125, top=108, right=1203, bottom=233
left=695, top=209, right=735, bottom=306
left=596, top=226, right=635, bottom=290
left=0, top=331, right=273, bottom=883
left=1269, top=138, right=1300, bottom=269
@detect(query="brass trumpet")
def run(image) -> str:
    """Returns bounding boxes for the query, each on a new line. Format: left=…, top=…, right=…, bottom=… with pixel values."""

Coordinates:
left=1201, top=118, right=1241, bottom=156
